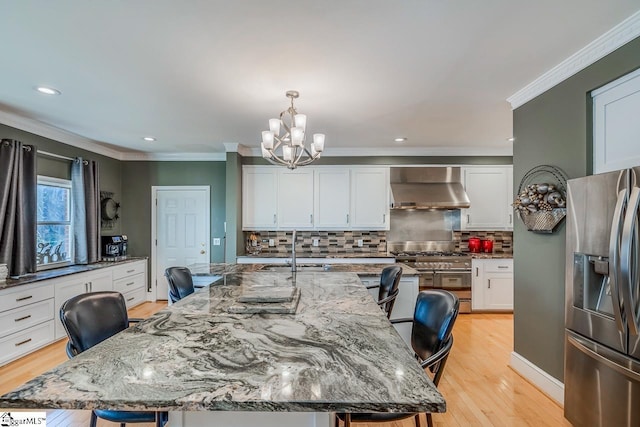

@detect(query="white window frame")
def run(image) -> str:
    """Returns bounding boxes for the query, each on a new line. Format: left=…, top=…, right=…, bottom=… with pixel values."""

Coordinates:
left=36, top=175, right=74, bottom=270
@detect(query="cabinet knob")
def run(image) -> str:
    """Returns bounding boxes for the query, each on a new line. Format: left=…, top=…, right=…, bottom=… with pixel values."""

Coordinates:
left=200, top=250, right=206, bottom=254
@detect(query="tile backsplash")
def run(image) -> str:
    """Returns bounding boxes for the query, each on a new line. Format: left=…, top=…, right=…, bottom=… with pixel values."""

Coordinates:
left=244, top=231, right=387, bottom=255
left=244, top=229, right=513, bottom=255
left=453, top=230, right=513, bottom=254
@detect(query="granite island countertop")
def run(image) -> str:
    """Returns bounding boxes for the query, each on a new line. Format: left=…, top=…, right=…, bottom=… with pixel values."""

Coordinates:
left=0, top=271, right=444, bottom=414
left=188, top=262, right=419, bottom=277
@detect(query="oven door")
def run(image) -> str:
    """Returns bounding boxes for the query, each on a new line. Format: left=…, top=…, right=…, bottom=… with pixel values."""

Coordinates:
left=435, top=270, right=472, bottom=313
left=434, top=270, right=471, bottom=290
left=415, top=270, right=435, bottom=291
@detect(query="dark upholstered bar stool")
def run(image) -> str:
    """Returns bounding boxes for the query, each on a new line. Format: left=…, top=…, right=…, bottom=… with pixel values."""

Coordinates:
left=60, top=291, right=168, bottom=427
left=366, top=265, right=403, bottom=318
left=164, top=266, right=195, bottom=303
left=336, top=290, right=460, bottom=427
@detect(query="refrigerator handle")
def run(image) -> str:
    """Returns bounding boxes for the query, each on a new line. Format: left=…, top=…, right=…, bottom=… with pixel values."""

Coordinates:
left=621, top=186, right=640, bottom=335
left=609, top=188, right=628, bottom=333
left=568, top=333, right=640, bottom=383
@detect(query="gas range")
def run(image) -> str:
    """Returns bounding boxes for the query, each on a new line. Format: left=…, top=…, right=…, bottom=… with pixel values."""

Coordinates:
left=389, top=242, right=472, bottom=313
left=390, top=250, right=471, bottom=270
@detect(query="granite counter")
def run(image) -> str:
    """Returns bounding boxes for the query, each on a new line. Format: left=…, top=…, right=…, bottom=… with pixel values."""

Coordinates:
left=0, top=257, right=148, bottom=290
left=189, top=263, right=419, bottom=277
left=0, top=272, right=444, bottom=421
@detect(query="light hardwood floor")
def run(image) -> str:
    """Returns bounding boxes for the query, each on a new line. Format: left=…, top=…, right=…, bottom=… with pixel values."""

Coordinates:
left=0, top=307, right=569, bottom=426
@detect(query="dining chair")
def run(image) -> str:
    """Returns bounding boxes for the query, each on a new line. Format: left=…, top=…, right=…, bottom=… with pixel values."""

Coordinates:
left=164, top=266, right=195, bottom=303
left=366, top=265, right=403, bottom=318
left=335, top=289, right=460, bottom=427
left=60, top=291, right=168, bottom=427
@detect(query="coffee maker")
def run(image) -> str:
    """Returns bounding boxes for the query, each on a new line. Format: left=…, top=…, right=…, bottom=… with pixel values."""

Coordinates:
left=101, top=235, right=128, bottom=260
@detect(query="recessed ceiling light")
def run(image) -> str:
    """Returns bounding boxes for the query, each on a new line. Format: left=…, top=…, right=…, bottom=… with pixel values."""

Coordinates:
left=143, top=136, right=156, bottom=142
left=34, top=86, right=61, bottom=95
left=394, top=137, right=407, bottom=143
left=507, top=137, right=515, bottom=142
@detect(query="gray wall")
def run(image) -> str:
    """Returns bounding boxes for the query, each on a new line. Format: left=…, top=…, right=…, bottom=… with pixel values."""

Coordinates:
left=0, top=124, right=123, bottom=234
left=513, top=36, right=640, bottom=381
left=120, top=161, right=226, bottom=263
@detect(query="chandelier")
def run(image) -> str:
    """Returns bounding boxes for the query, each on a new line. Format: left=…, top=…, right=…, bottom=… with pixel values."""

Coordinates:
left=260, top=90, right=325, bottom=169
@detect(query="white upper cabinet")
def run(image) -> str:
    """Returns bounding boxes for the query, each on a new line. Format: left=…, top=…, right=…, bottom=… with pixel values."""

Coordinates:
left=350, top=167, right=390, bottom=230
left=461, top=166, right=513, bottom=230
left=314, top=168, right=350, bottom=229
left=593, top=68, right=640, bottom=174
left=242, top=166, right=389, bottom=230
left=277, top=169, right=315, bottom=229
left=242, top=167, right=278, bottom=230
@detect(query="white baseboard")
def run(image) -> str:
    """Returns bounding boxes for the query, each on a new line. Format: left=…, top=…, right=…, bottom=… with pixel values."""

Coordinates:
left=509, top=351, right=564, bottom=406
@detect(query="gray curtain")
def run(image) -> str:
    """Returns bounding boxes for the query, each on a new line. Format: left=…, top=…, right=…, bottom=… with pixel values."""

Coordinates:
left=0, top=139, right=37, bottom=277
left=71, top=157, right=100, bottom=264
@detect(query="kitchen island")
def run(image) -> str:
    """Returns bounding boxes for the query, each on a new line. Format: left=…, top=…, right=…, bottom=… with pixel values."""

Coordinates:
left=0, top=271, right=444, bottom=427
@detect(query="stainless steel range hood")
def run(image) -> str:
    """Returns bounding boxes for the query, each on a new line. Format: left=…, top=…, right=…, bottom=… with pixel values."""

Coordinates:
left=390, top=167, right=470, bottom=209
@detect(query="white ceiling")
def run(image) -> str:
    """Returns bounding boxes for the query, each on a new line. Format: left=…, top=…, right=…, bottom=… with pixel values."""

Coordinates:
left=0, top=1, right=639, bottom=158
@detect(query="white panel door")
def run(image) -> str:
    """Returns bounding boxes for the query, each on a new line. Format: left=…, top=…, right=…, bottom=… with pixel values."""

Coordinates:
left=156, top=188, right=210, bottom=300
left=277, top=169, right=315, bottom=229
left=350, top=167, right=389, bottom=229
left=242, top=167, right=278, bottom=230
left=314, top=168, right=351, bottom=229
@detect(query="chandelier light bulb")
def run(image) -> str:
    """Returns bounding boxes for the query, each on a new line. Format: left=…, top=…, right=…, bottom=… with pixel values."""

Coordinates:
left=294, top=114, right=307, bottom=131
left=283, top=145, right=293, bottom=161
left=291, top=127, right=304, bottom=147
left=313, top=134, right=325, bottom=152
left=261, top=143, right=271, bottom=158
left=269, top=118, right=281, bottom=135
left=262, top=131, right=275, bottom=150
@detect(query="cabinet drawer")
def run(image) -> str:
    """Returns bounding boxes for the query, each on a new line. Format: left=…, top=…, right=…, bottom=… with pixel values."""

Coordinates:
left=483, top=259, right=513, bottom=273
left=114, top=273, right=145, bottom=294
left=0, top=283, right=54, bottom=313
left=123, top=287, right=146, bottom=309
left=0, top=299, right=54, bottom=339
left=0, top=320, right=55, bottom=366
left=112, top=261, right=146, bottom=280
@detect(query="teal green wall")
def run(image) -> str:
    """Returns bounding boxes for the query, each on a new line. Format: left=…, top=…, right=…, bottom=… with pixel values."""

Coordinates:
left=0, top=123, right=123, bottom=234
left=512, top=36, right=640, bottom=381
left=120, top=161, right=227, bottom=264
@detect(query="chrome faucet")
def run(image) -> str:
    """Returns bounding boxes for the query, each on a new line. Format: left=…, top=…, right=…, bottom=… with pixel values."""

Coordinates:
left=291, top=230, right=297, bottom=273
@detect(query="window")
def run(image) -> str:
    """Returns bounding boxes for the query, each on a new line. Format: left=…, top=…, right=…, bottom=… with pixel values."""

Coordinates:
left=37, top=176, right=73, bottom=269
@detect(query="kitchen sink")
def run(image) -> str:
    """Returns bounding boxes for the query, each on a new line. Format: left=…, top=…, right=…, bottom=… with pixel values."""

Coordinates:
left=263, top=265, right=332, bottom=272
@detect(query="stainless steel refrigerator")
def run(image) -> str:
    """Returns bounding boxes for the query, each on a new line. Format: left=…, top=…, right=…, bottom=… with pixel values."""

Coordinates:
left=565, top=166, right=640, bottom=426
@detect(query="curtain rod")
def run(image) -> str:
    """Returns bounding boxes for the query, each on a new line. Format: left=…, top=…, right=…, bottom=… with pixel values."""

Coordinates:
left=36, top=150, right=74, bottom=162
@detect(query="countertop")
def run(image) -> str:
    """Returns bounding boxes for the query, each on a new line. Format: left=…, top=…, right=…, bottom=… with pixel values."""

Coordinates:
left=188, top=262, right=419, bottom=277
left=0, top=257, right=148, bottom=290
left=468, top=253, right=513, bottom=259
left=0, top=271, right=444, bottom=413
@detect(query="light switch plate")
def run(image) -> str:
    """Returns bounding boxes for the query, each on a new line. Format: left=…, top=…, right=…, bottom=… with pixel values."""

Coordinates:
left=313, top=238, right=319, bottom=247
left=357, top=239, right=364, bottom=247
left=269, top=239, right=275, bottom=247
left=213, top=238, right=221, bottom=246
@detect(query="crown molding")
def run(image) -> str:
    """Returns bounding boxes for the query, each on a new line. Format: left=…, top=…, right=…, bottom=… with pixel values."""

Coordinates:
left=223, top=142, right=252, bottom=157
left=508, top=10, right=640, bottom=109
left=245, top=145, right=513, bottom=157
left=0, top=109, right=125, bottom=160
left=121, top=152, right=226, bottom=161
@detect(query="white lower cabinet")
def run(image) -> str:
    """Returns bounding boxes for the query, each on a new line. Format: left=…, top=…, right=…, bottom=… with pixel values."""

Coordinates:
left=1, top=260, right=149, bottom=366
left=54, top=270, right=114, bottom=340
left=0, top=280, right=55, bottom=365
left=113, top=260, right=148, bottom=309
left=472, top=259, right=513, bottom=311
